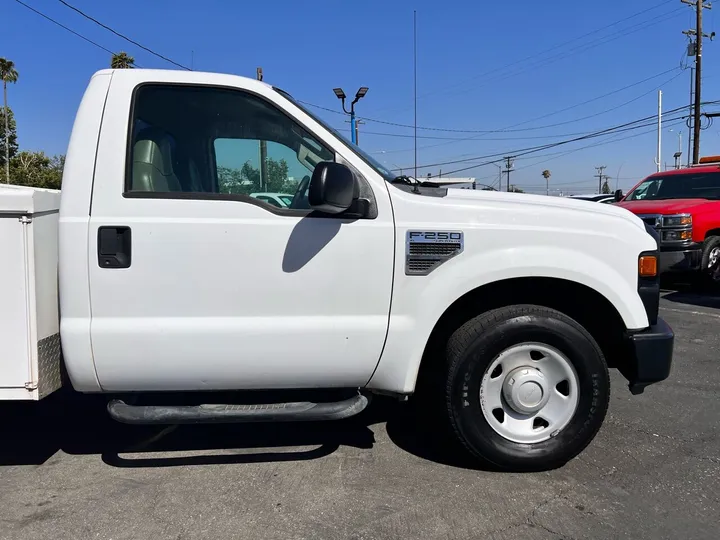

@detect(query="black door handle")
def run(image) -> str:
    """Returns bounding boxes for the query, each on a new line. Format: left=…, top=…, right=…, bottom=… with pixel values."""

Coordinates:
left=98, top=226, right=132, bottom=268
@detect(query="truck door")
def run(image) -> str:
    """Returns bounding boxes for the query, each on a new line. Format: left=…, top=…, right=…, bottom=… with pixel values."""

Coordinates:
left=87, top=76, right=394, bottom=392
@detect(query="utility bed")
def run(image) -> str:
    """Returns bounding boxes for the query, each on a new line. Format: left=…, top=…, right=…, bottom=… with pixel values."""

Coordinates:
left=0, top=185, right=62, bottom=400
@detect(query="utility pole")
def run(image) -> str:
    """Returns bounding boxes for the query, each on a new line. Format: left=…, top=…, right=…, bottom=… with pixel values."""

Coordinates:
left=682, top=0, right=714, bottom=164
left=356, top=119, right=364, bottom=145
left=493, top=163, right=502, bottom=190
left=595, top=165, right=607, bottom=194
left=503, top=157, right=514, bottom=192
left=687, top=67, right=694, bottom=167
left=257, top=67, right=268, bottom=190
left=345, top=118, right=366, bottom=145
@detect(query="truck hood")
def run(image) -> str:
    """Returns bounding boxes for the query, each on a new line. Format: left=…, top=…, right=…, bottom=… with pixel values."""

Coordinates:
left=437, top=188, right=646, bottom=230
left=615, top=198, right=717, bottom=214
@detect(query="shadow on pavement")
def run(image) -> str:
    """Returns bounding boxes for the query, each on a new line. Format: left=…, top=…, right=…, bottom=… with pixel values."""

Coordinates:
left=662, top=290, right=720, bottom=310
left=0, top=388, right=504, bottom=471
left=383, top=402, right=499, bottom=472
left=659, top=274, right=720, bottom=310
left=0, top=389, right=378, bottom=468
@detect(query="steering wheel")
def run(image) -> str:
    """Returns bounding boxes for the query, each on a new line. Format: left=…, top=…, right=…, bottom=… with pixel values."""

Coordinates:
left=290, top=175, right=311, bottom=209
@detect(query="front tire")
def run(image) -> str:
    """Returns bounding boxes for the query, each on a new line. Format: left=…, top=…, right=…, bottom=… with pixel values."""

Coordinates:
left=445, top=305, right=610, bottom=471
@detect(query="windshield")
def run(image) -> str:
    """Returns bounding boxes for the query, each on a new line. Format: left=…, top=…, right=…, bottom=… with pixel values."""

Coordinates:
left=274, top=88, right=398, bottom=182
left=625, top=171, right=720, bottom=201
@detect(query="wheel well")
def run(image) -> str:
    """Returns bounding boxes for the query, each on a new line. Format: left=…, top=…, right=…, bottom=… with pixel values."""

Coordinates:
left=417, top=277, right=627, bottom=389
left=704, top=229, right=720, bottom=240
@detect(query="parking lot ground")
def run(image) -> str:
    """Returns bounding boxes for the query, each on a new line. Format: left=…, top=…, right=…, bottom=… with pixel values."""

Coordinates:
left=1, top=292, right=718, bottom=540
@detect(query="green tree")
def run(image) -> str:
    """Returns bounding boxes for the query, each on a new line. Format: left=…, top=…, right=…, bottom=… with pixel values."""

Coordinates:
left=509, top=185, right=525, bottom=193
left=111, top=52, right=135, bottom=69
left=241, top=161, right=261, bottom=190
left=218, top=158, right=291, bottom=195
left=9, top=151, right=64, bottom=190
left=266, top=158, right=289, bottom=192
left=0, top=107, right=18, bottom=167
left=541, top=169, right=551, bottom=196
left=218, top=165, right=248, bottom=194
left=601, top=180, right=611, bottom=194
left=1, top=57, right=19, bottom=183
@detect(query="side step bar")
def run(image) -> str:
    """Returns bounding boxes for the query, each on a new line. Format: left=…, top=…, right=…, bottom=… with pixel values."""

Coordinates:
left=107, top=393, right=370, bottom=425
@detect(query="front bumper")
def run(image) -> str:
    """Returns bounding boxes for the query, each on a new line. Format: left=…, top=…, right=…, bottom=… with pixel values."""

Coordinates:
left=621, top=318, right=674, bottom=395
left=659, top=245, right=702, bottom=273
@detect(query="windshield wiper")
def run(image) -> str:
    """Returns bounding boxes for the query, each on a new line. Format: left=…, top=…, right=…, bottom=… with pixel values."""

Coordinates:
left=391, top=175, right=441, bottom=193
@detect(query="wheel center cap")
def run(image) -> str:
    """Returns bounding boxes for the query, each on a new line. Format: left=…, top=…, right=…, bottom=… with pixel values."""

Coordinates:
left=502, top=367, right=550, bottom=415
left=518, top=381, right=543, bottom=407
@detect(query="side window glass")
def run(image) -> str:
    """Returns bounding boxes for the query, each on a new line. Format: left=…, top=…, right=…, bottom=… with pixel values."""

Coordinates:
left=126, top=84, right=334, bottom=211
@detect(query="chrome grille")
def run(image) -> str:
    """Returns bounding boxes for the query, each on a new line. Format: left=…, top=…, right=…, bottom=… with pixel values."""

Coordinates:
left=637, top=214, right=661, bottom=228
left=408, top=242, right=462, bottom=257
left=406, top=259, right=438, bottom=273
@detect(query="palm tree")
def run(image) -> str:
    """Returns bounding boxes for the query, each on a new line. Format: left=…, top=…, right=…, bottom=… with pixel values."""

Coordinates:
left=110, top=52, right=135, bottom=69
left=541, top=169, right=551, bottom=196
left=0, top=58, right=19, bottom=184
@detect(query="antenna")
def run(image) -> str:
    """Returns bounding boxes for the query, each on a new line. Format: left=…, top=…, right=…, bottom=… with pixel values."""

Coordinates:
left=413, top=9, right=418, bottom=180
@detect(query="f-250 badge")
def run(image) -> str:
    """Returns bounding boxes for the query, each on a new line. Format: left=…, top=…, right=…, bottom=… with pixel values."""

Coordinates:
left=405, top=230, right=464, bottom=275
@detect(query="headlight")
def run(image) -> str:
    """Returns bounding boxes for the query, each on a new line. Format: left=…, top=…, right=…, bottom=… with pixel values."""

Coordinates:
left=662, top=214, right=692, bottom=227
left=662, top=229, right=693, bottom=242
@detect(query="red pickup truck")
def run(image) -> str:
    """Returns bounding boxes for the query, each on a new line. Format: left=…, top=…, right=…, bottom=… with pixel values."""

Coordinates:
left=614, top=158, right=720, bottom=286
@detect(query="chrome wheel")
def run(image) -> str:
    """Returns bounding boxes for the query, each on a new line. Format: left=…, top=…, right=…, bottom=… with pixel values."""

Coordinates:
left=708, top=246, right=720, bottom=282
left=479, top=343, right=580, bottom=444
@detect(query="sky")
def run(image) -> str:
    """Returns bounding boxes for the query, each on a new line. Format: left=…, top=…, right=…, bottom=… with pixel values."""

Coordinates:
left=2, top=0, right=719, bottom=194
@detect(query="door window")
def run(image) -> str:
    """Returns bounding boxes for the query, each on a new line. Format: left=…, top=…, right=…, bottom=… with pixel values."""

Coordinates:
left=125, top=84, right=334, bottom=211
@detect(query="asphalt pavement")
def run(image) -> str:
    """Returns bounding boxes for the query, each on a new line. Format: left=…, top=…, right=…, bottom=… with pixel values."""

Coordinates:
left=0, top=290, right=718, bottom=540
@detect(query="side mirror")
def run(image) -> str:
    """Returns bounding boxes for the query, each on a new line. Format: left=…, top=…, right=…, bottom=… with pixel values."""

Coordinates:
left=614, top=189, right=623, bottom=202
left=308, top=162, right=358, bottom=214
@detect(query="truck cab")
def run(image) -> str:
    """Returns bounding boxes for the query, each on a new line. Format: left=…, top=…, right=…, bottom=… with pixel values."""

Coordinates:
left=615, top=158, right=720, bottom=285
left=0, top=68, right=674, bottom=472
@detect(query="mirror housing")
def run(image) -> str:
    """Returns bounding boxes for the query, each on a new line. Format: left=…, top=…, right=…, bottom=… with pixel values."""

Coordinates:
left=614, top=189, right=623, bottom=202
left=308, top=162, right=359, bottom=214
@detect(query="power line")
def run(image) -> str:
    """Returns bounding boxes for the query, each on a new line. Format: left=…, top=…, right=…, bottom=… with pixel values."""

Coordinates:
left=368, top=1, right=678, bottom=115
left=437, top=119, right=685, bottom=178
left=439, top=8, right=686, bottom=102
left=367, top=68, right=686, bottom=156
left=356, top=129, right=628, bottom=141
left=413, top=106, right=691, bottom=171
left=13, top=0, right=128, bottom=59
left=56, top=0, right=191, bottom=70
left=414, top=103, right=710, bottom=174
left=509, top=121, right=686, bottom=189
left=449, top=121, right=675, bottom=191
left=299, top=66, right=685, bottom=135
left=498, top=68, right=683, bottom=131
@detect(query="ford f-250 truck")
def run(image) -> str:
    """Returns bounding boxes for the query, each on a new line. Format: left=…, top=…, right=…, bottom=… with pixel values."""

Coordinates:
left=0, top=68, right=674, bottom=471
left=614, top=159, right=720, bottom=286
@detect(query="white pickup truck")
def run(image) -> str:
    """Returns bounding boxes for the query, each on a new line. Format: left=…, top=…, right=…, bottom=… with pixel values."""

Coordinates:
left=0, top=68, right=674, bottom=471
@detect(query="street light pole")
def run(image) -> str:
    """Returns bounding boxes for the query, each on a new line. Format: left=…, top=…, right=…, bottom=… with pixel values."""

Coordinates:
left=333, top=87, right=369, bottom=145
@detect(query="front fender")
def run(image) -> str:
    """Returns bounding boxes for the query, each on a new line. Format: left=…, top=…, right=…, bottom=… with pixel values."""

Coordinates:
left=367, top=244, right=648, bottom=394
